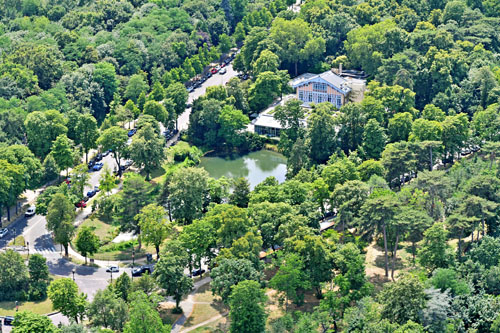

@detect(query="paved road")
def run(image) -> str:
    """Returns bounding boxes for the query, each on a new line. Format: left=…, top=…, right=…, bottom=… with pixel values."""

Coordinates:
left=177, top=63, right=238, bottom=130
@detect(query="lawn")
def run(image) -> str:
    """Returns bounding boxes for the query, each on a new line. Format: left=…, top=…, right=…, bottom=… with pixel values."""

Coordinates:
left=8, top=235, right=25, bottom=247
left=189, top=316, right=229, bottom=332
left=0, top=298, right=53, bottom=316
left=183, top=284, right=228, bottom=329
left=77, top=218, right=117, bottom=242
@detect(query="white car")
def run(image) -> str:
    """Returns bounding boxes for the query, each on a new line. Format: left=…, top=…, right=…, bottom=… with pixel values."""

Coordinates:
left=0, top=228, right=8, bottom=238
left=25, top=205, right=36, bottom=217
left=106, top=266, right=119, bottom=273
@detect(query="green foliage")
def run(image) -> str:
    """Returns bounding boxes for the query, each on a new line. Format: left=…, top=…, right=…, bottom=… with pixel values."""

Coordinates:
left=47, top=278, right=87, bottom=323
left=12, top=311, right=58, bottom=333
left=229, top=280, right=267, bottom=333
left=75, top=226, right=100, bottom=264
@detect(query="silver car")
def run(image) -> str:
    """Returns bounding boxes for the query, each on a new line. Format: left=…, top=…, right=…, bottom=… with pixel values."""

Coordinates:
left=0, top=228, right=8, bottom=238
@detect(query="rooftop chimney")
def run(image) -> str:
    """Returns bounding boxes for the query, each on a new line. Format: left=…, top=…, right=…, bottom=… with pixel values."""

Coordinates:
left=339, top=63, right=342, bottom=75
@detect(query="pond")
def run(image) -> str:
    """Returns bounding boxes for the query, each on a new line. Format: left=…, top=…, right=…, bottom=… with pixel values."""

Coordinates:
left=199, top=150, right=287, bottom=190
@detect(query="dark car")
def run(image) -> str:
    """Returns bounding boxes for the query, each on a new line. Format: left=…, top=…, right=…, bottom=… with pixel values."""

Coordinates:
left=189, top=268, right=206, bottom=278
left=102, top=150, right=111, bottom=157
left=96, top=153, right=103, bottom=161
left=132, top=265, right=154, bottom=277
left=88, top=160, right=95, bottom=169
left=3, top=316, right=14, bottom=326
left=187, top=86, right=194, bottom=93
left=87, top=189, right=96, bottom=198
left=83, top=196, right=90, bottom=202
left=128, top=128, right=137, bottom=137
left=93, top=162, right=104, bottom=171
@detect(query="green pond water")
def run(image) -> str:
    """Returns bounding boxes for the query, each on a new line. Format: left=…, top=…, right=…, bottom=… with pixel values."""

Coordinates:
left=199, top=150, right=287, bottom=189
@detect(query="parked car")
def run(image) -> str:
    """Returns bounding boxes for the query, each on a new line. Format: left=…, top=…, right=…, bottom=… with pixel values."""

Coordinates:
left=95, top=153, right=103, bottom=161
left=64, top=178, right=71, bottom=185
left=220, top=62, right=226, bottom=68
left=88, top=160, right=95, bottom=169
left=132, top=265, right=154, bottom=277
left=128, top=128, right=137, bottom=137
left=94, top=185, right=100, bottom=192
left=124, top=160, right=133, bottom=168
left=83, top=196, right=90, bottom=202
left=92, top=162, right=104, bottom=171
left=25, top=205, right=36, bottom=217
left=106, top=266, right=119, bottom=273
left=219, top=68, right=227, bottom=75
left=210, top=67, right=218, bottom=74
left=75, top=200, right=87, bottom=208
left=87, top=189, right=96, bottom=198
left=0, top=228, right=8, bottom=238
left=189, top=268, right=206, bottom=278
left=102, top=150, right=111, bottom=157
left=187, top=86, right=194, bottom=93
left=3, top=316, right=14, bottom=326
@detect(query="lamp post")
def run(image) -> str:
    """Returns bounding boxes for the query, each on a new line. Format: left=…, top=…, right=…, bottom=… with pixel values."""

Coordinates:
left=132, top=249, right=135, bottom=279
left=110, top=269, right=113, bottom=283
left=15, top=301, right=18, bottom=312
left=26, top=241, right=29, bottom=258
left=72, top=268, right=75, bottom=281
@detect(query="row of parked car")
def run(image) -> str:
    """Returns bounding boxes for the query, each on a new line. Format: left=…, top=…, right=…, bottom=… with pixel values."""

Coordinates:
left=163, top=128, right=179, bottom=141
left=87, top=150, right=110, bottom=171
left=186, top=53, right=236, bottom=92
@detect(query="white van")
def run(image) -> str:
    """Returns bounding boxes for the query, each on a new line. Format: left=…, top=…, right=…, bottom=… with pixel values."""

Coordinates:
left=25, top=205, right=36, bottom=217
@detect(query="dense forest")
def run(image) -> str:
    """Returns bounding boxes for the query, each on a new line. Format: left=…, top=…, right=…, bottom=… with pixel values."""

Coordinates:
left=0, top=0, right=500, bottom=332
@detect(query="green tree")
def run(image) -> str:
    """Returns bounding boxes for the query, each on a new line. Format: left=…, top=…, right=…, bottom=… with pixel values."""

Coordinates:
left=143, top=100, right=168, bottom=124
left=97, top=126, right=128, bottom=176
left=47, top=278, right=87, bottom=323
left=270, top=253, right=311, bottom=309
left=27, top=253, right=49, bottom=300
left=42, top=154, right=60, bottom=183
left=46, top=193, right=75, bottom=257
left=381, top=141, right=416, bottom=187
left=248, top=71, right=281, bottom=111
left=269, top=18, right=325, bottom=75
left=168, top=167, right=209, bottom=224
left=149, top=81, right=165, bottom=102
left=12, top=311, right=58, bottom=333
left=124, top=74, right=149, bottom=103
left=358, top=193, right=399, bottom=277
left=114, top=272, right=132, bottom=302
left=129, top=123, right=164, bottom=180
left=136, top=204, right=171, bottom=258
left=378, top=274, right=426, bottom=325
left=219, top=33, right=233, bottom=54
left=218, top=105, right=249, bottom=150
left=75, top=226, right=99, bottom=265
left=123, top=291, right=170, bottom=333
left=70, top=163, right=90, bottom=199
left=0, top=250, right=29, bottom=301
left=75, top=113, right=99, bottom=164
left=229, top=177, right=250, bottom=208
left=418, top=222, right=452, bottom=272
left=274, top=98, right=306, bottom=157
left=252, top=49, right=280, bottom=76
left=165, top=82, right=188, bottom=130
left=115, top=173, right=153, bottom=246
left=306, top=103, right=337, bottom=164
left=88, top=287, right=128, bottom=332
left=229, top=280, right=267, bottom=333
left=211, top=258, right=261, bottom=304
left=93, top=62, right=119, bottom=108
left=179, top=218, right=216, bottom=272
left=388, top=112, right=413, bottom=142
left=50, top=134, right=74, bottom=176
left=154, top=246, right=193, bottom=310
left=357, top=159, right=385, bottom=182
left=362, top=119, right=387, bottom=159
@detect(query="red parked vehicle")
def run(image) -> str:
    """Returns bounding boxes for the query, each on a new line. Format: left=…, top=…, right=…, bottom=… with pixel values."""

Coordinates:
left=210, top=67, right=218, bottom=74
left=75, top=200, right=87, bottom=208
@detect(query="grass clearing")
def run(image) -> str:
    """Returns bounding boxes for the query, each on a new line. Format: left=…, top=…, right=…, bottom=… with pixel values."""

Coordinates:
left=183, top=303, right=227, bottom=328
left=190, top=316, right=229, bottom=332
left=77, top=218, right=116, bottom=242
left=8, top=235, right=25, bottom=247
left=0, top=298, right=53, bottom=316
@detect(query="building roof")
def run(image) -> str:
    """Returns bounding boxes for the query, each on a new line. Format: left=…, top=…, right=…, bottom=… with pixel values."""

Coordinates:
left=253, top=114, right=283, bottom=129
left=290, top=70, right=351, bottom=95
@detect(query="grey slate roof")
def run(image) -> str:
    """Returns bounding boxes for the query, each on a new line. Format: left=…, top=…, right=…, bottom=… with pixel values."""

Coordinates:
left=290, top=70, right=351, bottom=95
